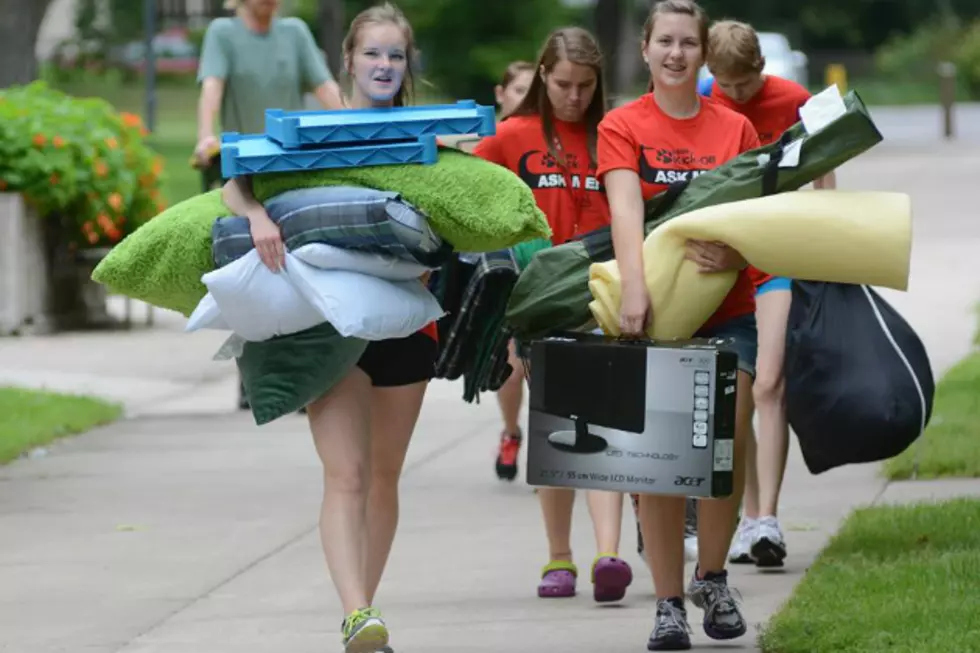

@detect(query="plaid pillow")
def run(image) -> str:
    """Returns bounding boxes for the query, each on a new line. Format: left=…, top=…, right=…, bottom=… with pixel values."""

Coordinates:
left=211, top=186, right=452, bottom=269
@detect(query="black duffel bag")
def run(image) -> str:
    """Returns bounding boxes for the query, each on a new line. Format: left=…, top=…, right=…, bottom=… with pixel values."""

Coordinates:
left=784, top=281, right=935, bottom=475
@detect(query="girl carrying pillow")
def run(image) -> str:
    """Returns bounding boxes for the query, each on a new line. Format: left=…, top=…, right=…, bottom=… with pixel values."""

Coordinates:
left=222, top=4, right=435, bottom=652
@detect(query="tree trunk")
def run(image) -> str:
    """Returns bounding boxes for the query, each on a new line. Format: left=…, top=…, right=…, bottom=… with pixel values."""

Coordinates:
left=0, top=0, right=53, bottom=88
left=318, top=0, right=345, bottom=80
left=594, top=0, right=623, bottom=100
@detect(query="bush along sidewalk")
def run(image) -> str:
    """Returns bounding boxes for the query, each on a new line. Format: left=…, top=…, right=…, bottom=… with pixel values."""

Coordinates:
left=0, top=81, right=169, bottom=329
left=0, top=387, right=122, bottom=464
left=0, top=80, right=167, bottom=249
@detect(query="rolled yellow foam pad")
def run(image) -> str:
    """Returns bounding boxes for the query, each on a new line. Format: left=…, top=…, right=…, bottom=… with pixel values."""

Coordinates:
left=589, top=190, right=912, bottom=339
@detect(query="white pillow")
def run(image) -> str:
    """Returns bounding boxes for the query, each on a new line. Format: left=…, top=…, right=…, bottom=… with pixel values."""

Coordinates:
left=287, top=262, right=444, bottom=340
left=185, top=249, right=444, bottom=342
left=291, top=242, right=431, bottom=280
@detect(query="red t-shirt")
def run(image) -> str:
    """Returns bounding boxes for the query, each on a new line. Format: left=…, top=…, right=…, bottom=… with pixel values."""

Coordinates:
left=708, top=75, right=810, bottom=146
left=707, top=75, right=811, bottom=291
left=473, top=114, right=611, bottom=246
left=596, top=93, right=761, bottom=332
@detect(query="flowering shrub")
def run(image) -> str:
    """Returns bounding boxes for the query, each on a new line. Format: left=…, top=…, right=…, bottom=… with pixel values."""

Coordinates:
left=0, top=81, right=166, bottom=248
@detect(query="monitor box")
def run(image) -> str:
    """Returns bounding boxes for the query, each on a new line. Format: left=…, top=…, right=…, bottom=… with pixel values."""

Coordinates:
left=525, top=333, right=738, bottom=498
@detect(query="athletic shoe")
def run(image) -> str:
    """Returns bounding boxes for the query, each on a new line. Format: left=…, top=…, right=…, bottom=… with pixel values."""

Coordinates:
left=683, top=499, right=699, bottom=562
left=751, top=515, right=787, bottom=568
left=341, top=607, right=388, bottom=653
left=727, top=517, right=757, bottom=564
left=495, top=430, right=522, bottom=481
left=686, top=568, right=747, bottom=640
left=647, top=597, right=692, bottom=650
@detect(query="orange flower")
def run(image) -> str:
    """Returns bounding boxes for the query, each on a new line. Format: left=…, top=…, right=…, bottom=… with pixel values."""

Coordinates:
left=105, top=137, right=119, bottom=149
left=107, top=226, right=122, bottom=242
left=97, top=214, right=115, bottom=233
left=120, top=112, right=143, bottom=128
left=151, top=157, right=164, bottom=176
left=32, top=133, right=46, bottom=147
left=107, top=192, right=123, bottom=211
left=94, top=160, right=109, bottom=177
left=82, top=221, right=98, bottom=244
left=52, top=136, right=66, bottom=148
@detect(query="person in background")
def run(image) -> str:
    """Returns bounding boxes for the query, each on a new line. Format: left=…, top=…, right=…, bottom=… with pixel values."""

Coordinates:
left=483, top=60, right=536, bottom=481
left=474, top=27, right=634, bottom=605
left=702, top=19, right=836, bottom=568
left=599, top=1, right=760, bottom=648
left=194, top=0, right=345, bottom=412
left=221, top=4, right=434, bottom=652
left=196, top=0, right=344, bottom=158
left=496, top=61, right=535, bottom=117
left=437, top=61, right=533, bottom=155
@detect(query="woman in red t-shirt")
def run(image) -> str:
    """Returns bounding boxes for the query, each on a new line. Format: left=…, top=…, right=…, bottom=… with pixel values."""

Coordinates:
left=474, top=26, right=635, bottom=605
left=596, top=1, right=758, bottom=649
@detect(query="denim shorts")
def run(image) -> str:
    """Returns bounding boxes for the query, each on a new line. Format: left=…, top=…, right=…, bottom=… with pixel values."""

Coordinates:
left=757, top=276, right=792, bottom=295
left=695, top=313, right=758, bottom=378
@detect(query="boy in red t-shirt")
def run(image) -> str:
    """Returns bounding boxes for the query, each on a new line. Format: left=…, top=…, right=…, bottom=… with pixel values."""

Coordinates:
left=703, top=19, right=836, bottom=570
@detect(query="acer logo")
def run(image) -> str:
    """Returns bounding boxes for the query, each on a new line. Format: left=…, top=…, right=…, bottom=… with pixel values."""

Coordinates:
left=674, top=476, right=706, bottom=487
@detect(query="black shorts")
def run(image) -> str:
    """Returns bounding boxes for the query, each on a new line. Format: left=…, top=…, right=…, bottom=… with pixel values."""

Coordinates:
left=356, top=331, right=437, bottom=387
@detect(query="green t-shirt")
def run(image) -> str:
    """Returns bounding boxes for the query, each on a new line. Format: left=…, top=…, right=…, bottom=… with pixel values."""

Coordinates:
left=197, top=16, right=334, bottom=135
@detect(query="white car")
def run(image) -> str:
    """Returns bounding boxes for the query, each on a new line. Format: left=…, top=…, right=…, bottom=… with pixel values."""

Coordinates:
left=699, top=32, right=808, bottom=88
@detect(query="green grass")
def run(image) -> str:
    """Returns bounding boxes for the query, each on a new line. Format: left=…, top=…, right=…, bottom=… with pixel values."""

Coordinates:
left=0, top=387, right=123, bottom=464
left=759, top=498, right=980, bottom=653
left=883, top=347, right=980, bottom=480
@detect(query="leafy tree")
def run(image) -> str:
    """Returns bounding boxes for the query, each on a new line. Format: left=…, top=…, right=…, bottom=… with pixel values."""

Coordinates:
left=0, top=0, right=54, bottom=87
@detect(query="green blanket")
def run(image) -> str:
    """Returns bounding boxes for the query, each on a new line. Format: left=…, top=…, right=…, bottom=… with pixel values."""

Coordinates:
left=505, top=89, right=883, bottom=339
left=92, top=149, right=551, bottom=317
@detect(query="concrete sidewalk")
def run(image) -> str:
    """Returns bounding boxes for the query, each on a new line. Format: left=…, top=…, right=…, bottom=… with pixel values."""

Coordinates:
left=0, top=379, right=889, bottom=653
left=1, top=140, right=979, bottom=653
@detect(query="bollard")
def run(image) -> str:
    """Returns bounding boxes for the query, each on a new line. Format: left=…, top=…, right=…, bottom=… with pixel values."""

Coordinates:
left=938, top=61, right=956, bottom=140
left=825, top=63, right=847, bottom=93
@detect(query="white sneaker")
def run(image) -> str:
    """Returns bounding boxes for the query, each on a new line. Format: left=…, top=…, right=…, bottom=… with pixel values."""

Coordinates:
left=727, top=517, right=757, bottom=564
left=751, top=515, right=787, bottom=568
left=683, top=535, right=698, bottom=562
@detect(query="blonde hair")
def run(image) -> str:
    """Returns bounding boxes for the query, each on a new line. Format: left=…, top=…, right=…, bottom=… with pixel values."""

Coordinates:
left=341, top=2, right=417, bottom=107
left=706, top=20, right=764, bottom=77
left=509, top=27, right=607, bottom=168
left=642, top=0, right=709, bottom=92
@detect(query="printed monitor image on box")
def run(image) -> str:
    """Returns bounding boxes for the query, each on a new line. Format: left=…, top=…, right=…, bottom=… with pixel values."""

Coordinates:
left=525, top=334, right=738, bottom=499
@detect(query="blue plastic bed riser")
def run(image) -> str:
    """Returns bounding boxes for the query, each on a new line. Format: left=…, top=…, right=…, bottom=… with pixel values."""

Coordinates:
left=220, top=133, right=439, bottom=178
left=264, top=100, right=496, bottom=149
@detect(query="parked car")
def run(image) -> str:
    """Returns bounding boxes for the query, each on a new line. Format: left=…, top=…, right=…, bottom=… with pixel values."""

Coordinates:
left=699, top=31, right=808, bottom=88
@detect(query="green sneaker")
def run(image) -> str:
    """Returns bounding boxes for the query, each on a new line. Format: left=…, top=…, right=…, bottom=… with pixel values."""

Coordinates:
left=341, top=607, right=389, bottom=653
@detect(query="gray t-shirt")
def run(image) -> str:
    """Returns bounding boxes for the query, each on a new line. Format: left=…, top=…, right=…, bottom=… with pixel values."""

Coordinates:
left=197, top=16, right=334, bottom=135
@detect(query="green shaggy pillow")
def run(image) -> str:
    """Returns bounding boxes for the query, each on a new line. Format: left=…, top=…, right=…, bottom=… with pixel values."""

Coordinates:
left=91, top=149, right=550, bottom=316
